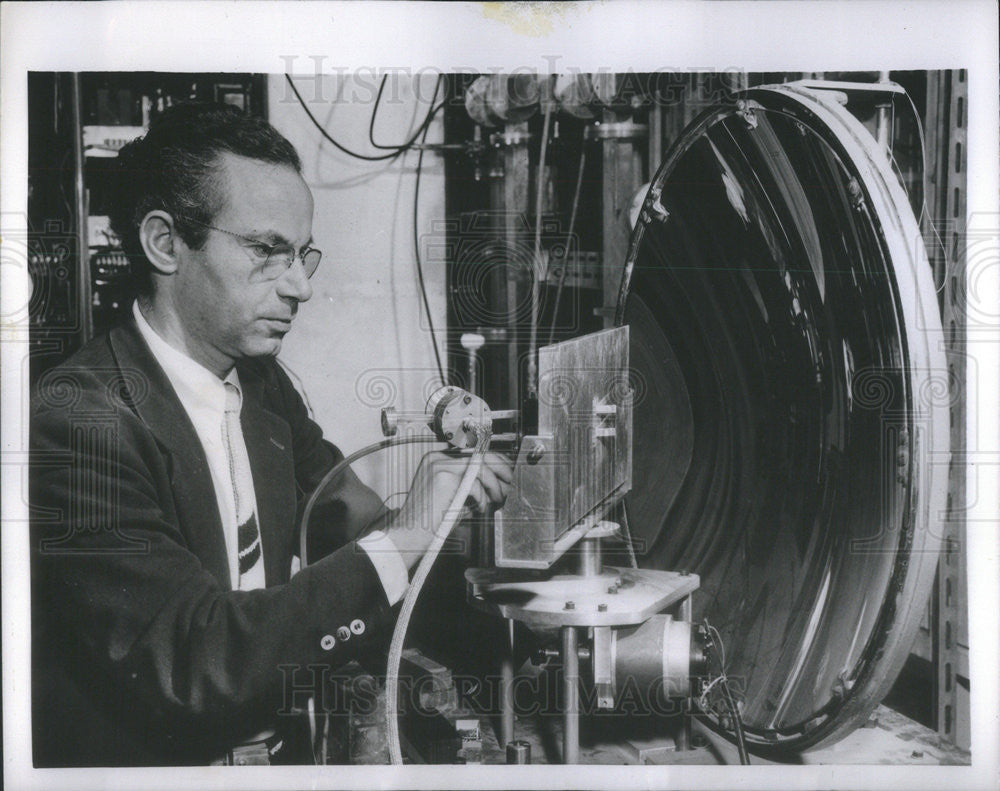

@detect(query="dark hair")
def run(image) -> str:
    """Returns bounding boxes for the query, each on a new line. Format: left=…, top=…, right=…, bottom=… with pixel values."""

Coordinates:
left=108, top=102, right=302, bottom=297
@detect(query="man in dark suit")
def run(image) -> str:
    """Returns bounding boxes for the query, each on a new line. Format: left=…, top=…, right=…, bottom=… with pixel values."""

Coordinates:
left=30, top=103, right=511, bottom=766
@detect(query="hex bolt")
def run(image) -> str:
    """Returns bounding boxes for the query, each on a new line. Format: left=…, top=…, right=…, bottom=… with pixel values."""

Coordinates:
left=597, top=603, right=608, bottom=612
left=607, top=586, right=618, bottom=595
left=564, top=601, right=575, bottom=610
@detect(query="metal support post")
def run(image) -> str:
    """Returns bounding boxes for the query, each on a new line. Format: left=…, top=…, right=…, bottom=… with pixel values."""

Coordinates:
left=875, top=70, right=893, bottom=156
left=71, top=73, right=93, bottom=345
left=678, top=593, right=693, bottom=750
left=561, top=626, right=579, bottom=764
left=680, top=592, right=692, bottom=623
left=577, top=537, right=602, bottom=577
left=500, top=619, right=515, bottom=748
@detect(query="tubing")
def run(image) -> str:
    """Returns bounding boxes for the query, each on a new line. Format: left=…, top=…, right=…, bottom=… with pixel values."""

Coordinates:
left=299, top=435, right=441, bottom=568
left=386, top=426, right=492, bottom=764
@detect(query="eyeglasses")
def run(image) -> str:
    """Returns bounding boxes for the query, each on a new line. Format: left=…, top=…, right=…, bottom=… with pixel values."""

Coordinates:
left=186, top=219, right=322, bottom=281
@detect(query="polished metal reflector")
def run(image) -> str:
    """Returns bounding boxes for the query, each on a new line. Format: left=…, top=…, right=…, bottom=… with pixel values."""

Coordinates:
left=617, top=85, right=949, bottom=751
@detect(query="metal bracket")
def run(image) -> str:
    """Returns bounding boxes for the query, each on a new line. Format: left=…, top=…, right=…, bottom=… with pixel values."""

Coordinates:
left=735, top=99, right=758, bottom=129
left=592, top=625, right=615, bottom=709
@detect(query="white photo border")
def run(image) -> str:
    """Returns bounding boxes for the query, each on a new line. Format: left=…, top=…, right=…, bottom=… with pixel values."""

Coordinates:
left=2, top=2, right=998, bottom=789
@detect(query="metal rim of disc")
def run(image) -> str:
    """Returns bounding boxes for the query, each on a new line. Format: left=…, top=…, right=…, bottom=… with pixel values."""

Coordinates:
left=616, top=84, right=948, bottom=753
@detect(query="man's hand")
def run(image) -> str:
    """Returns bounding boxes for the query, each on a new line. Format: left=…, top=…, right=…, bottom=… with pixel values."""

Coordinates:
left=387, top=450, right=513, bottom=570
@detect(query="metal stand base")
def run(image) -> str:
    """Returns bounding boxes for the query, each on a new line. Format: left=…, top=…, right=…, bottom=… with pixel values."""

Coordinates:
left=466, top=563, right=699, bottom=763
left=465, top=566, right=699, bottom=629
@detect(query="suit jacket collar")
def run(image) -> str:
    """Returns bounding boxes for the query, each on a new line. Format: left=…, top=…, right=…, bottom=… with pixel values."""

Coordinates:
left=108, top=319, right=295, bottom=589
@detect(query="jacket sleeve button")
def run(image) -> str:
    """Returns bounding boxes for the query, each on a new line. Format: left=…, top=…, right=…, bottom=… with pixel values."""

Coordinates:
left=320, top=634, right=336, bottom=651
left=336, top=626, right=351, bottom=642
left=350, top=619, right=365, bottom=635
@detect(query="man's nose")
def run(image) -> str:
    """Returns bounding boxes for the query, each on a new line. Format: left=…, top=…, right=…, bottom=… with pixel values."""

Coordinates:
left=277, top=259, right=313, bottom=303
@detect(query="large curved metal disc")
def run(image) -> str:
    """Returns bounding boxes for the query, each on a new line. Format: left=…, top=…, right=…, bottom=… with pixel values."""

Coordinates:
left=617, top=85, right=949, bottom=752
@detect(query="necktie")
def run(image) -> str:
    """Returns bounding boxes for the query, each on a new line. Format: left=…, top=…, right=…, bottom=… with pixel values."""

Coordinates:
left=222, top=381, right=265, bottom=589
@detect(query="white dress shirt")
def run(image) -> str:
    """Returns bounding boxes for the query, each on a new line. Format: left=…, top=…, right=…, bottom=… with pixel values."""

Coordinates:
left=133, top=302, right=408, bottom=603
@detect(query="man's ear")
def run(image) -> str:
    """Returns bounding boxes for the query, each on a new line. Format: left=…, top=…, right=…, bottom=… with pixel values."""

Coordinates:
left=138, top=210, right=182, bottom=276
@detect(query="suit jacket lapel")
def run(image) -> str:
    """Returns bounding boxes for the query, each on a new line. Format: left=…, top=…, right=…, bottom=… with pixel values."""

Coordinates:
left=108, top=321, right=232, bottom=589
left=236, top=363, right=297, bottom=586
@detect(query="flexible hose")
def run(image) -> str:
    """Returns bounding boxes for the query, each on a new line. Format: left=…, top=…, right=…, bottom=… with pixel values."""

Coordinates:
left=386, top=426, right=492, bottom=764
left=299, top=435, right=441, bottom=568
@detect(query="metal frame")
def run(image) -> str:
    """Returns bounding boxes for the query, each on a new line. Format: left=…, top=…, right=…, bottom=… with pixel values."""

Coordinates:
left=925, top=69, right=970, bottom=749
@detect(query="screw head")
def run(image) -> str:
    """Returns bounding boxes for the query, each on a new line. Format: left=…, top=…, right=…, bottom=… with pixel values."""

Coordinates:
left=463, top=395, right=472, bottom=405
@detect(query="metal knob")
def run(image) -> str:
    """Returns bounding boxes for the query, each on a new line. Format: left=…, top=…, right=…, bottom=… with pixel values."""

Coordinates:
left=380, top=407, right=399, bottom=437
left=460, top=332, right=486, bottom=352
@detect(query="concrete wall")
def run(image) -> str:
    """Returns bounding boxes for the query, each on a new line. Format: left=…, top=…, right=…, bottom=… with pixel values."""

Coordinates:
left=267, top=73, right=446, bottom=495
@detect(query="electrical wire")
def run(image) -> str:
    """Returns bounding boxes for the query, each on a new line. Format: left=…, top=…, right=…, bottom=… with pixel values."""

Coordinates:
left=412, top=92, right=448, bottom=388
left=285, top=74, right=423, bottom=163
left=900, top=90, right=931, bottom=227
left=298, top=434, right=442, bottom=568
left=619, top=499, right=639, bottom=569
left=285, top=70, right=447, bottom=386
left=369, top=74, right=445, bottom=152
left=276, top=358, right=316, bottom=420
left=527, top=93, right=554, bottom=397
left=899, top=89, right=950, bottom=294
left=546, top=142, right=588, bottom=347
left=720, top=676, right=751, bottom=765
left=697, top=619, right=750, bottom=765
left=706, top=621, right=726, bottom=673
left=380, top=491, right=411, bottom=510
left=386, top=424, right=492, bottom=764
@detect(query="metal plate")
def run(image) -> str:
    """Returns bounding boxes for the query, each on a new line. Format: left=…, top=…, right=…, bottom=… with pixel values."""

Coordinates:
left=465, top=566, right=698, bottom=628
left=616, top=85, right=949, bottom=751
left=496, top=327, right=633, bottom=567
left=537, top=327, right=632, bottom=536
